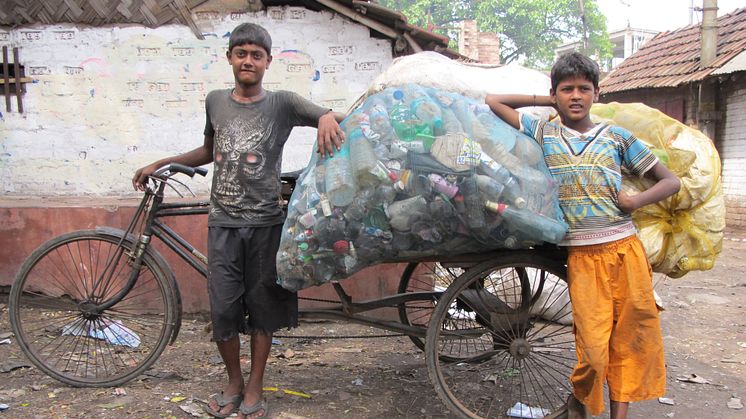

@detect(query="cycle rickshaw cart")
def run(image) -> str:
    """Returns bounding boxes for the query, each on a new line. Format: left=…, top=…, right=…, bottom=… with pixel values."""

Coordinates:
left=9, top=164, right=575, bottom=419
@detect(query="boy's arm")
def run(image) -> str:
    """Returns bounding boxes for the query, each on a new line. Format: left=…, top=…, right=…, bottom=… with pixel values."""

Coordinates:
left=132, top=133, right=214, bottom=191
left=485, top=94, right=553, bottom=129
left=316, top=111, right=346, bottom=157
left=617, top=161, right=681, bottom=213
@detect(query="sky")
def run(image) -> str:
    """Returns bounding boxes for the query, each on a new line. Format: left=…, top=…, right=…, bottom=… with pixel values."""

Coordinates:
left=596, top=0, right=745, bottom=32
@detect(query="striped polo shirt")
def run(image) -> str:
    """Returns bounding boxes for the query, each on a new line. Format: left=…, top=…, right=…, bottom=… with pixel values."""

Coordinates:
left=519, top=112, right=658, bottom=246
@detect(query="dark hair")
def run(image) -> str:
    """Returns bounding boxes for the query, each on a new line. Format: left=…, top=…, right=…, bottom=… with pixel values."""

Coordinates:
left=228, top=23, right=272, bottom=55
left=550, top=52, right=599, bottom=92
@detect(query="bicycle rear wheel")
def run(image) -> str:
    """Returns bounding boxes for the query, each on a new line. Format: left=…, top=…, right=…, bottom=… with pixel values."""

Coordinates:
left=426, top=251, right=574, bottom=418
left=9, top=230, right=178, bottom=387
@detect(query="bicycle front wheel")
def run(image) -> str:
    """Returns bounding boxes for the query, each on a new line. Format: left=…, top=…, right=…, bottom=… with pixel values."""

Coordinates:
left=9, top=230, right=178, bottom=387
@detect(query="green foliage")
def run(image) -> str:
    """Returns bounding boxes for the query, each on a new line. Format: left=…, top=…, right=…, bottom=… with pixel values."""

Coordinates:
left=379, top=0, right=611, bottom=69
left=379, top=0, right=473, bottom=43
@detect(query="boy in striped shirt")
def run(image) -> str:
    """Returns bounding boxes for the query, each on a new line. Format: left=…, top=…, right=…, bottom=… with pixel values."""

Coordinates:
left=486, top=52, right=680, bottom=419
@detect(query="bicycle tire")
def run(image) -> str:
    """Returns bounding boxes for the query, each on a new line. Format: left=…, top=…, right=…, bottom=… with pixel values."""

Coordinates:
left=9, top=230, right=178, bottom=387
left=425, top=251, right=574, bottom=418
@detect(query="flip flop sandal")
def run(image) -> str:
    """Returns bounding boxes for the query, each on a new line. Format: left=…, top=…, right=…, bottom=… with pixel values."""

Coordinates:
left=201, top=392, right=243, bottom=418
left=239, top=398, right=269, bottom=418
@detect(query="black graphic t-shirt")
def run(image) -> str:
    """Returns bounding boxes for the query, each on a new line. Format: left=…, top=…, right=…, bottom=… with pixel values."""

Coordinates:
left=204, top=89, right=328, bottom=227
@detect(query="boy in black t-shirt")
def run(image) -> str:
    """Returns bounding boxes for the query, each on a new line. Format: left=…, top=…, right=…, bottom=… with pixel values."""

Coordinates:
left=133, top=23, right=345, bottom=419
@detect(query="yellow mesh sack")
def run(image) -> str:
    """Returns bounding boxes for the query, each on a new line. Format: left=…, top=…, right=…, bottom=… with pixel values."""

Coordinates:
left=591, top=102, right=724, bottom=278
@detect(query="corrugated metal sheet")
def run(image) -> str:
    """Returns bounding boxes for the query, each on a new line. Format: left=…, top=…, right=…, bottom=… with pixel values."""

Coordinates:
left=600, top=7, right=746, bottom=94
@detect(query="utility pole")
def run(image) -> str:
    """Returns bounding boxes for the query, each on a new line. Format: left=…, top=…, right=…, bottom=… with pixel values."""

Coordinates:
left=578, top=0, right=589, bottom=50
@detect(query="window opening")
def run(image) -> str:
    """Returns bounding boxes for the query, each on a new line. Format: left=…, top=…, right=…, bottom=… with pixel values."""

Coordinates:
left=1, top=46, right=29, bottom=113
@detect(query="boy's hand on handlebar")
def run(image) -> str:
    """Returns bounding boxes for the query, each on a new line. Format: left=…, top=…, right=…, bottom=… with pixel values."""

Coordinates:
left=132, top=163, right=158, bottom=191
left=317, top=111, right=345, bottom=158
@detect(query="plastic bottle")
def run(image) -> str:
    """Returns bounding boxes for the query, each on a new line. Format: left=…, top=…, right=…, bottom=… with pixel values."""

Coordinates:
left=489, top=225, right=520, bottom=249
left=428, top=173, right=459, bottom=198
left=402, top=84, right=443, bottom=132
left=386, top=195, right=427, bottom=231
left=312, top=259, right=337, bottom=283
left=484, top=201, right=567, bottom=244
left=365, top=96, right=395, bottom=144
left=479, top=137, right=548, bottom=195
left=459, top=176, right=486, bottom=229
left=343, top=196, right=367, bottom=221
left=449, top=97, right=475, bottom=138
left=441, top=107, right=465, bottom=134
left=479, top=155, right=525, bottom=206
left=476, top=112, right=518, bottom=152
left=348, top=128, right=379, bottom=187
left=324, top=140, right=356, bottom=207
left=389, top=89, right=417, bottom=142
left=343, top=111, right=371, bottom=138
left=298, top=208, right=318, bottom=228
left=476, top=174, right=505, bottom=202
left=369, top=160, right=398, bottom=183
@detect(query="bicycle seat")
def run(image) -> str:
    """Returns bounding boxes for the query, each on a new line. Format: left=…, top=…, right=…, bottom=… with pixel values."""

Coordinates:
left=280, top=169, right=303, bottom=201
left=280, top=169, right=303, bottom=182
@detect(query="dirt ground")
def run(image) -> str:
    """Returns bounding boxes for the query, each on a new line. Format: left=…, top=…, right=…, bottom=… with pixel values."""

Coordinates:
left=1, top=229, right=745, bottom=419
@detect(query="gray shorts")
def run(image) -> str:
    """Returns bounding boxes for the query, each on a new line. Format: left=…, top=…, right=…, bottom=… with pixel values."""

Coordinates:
left=207, top=225, right=298, bottom=341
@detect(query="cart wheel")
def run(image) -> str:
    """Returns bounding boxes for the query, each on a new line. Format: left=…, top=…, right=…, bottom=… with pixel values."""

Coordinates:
left=425, top=251, right=574, bottom=418
left=397, top=262, right=463, bottom=355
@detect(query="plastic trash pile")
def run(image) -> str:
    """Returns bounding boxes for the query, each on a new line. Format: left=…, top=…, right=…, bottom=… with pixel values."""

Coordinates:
left=277, top=84, right=568, bottom=291
left=62, top=319, right=141, bottom=348
left=591, top=103, right=725, bottom=278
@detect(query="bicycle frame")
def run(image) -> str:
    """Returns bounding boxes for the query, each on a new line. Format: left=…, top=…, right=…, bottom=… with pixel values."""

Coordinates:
left=90, top=176, right=209, bottom=314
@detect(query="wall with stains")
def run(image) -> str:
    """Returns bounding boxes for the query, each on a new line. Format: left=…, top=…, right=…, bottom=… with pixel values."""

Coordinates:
left=0, top=6, right=393, bottom=197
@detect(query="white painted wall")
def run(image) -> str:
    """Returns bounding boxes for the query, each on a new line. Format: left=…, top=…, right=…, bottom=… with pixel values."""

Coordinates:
left=0, top=6, right=393, bottom=197
left=720, top=77, right=746, bottom=227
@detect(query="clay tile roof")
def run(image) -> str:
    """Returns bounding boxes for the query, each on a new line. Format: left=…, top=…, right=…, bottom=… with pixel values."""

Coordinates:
left=600, top=7, right=746, bottom=94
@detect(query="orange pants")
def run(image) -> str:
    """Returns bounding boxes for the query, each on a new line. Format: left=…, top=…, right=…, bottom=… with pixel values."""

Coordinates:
left=567, top=235, right=666, bottom=415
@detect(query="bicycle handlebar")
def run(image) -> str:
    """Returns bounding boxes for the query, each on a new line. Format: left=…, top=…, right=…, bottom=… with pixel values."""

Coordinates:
left=168, top=163, right=208, bottom=178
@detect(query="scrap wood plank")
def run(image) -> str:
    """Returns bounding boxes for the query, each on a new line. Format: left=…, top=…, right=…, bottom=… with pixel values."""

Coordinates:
left=0, top=77, right=33, bottom=84
left=14, top=47, right=22, bottom=113
left=2, top=46, right=9, bottom=112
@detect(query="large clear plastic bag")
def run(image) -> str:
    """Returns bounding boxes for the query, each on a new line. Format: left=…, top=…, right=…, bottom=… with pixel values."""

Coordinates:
left=591, top=103, right=725, bottom=278
left=277, top=84, right=568, bottom=291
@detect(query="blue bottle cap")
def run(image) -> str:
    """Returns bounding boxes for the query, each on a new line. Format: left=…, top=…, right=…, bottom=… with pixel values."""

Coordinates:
left=393, top=90, right=404, bottom=101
